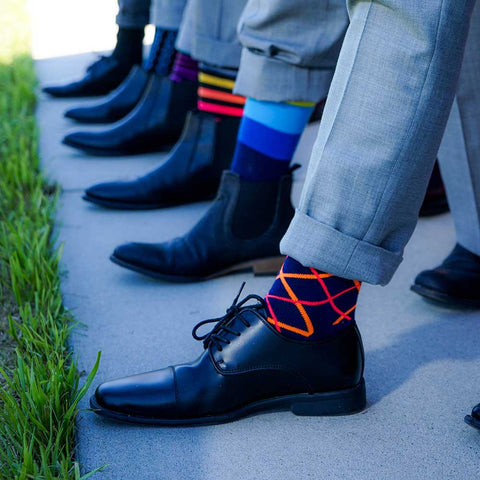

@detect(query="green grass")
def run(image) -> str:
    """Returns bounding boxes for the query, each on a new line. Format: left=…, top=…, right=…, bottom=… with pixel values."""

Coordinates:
left=0, top=1, right=101, bottom=478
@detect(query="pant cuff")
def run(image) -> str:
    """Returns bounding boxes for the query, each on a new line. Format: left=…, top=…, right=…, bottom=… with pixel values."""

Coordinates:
left=151, top=1, right=186, bottom=30
left=234, top=48, right=333, bottom=102
left=177, top=32, right=241, bottom=69
left=280, top=211, right=403, bottom=285
left=116, top=13, right=149, bottom=29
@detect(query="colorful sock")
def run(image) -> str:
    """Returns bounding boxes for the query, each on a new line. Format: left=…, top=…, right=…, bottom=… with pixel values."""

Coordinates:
left=197, top=65, right=245, bottom=117
left=265, top=257, right=361, bottom=341
left=231, top=99, right=314, bottom=182
left=143, top=28, right=178, bottom=75
left=112, top=26, right=144, bottom=65
left=169, top=52, right=199, bottom=83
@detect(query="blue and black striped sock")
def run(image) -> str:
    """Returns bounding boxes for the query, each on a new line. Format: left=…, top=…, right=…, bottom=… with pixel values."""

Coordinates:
left=231, top=99, right=314, bottom=182
left=143, top=28, right=178, bottom=75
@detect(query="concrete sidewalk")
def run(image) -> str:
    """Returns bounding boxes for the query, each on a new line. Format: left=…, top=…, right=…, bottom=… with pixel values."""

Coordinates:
left=34, top=9, right=480, bottom=480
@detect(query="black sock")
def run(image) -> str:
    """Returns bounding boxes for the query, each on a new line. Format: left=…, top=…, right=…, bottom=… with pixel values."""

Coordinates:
left=111, top=26, right=144, bottom=66
left=143, top=28, right=178, bottom=75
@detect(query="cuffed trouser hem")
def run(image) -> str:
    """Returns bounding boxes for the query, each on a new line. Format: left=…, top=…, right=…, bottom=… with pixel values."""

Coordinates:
left=177, top=32, right=242, bottom=68
left=280, top=211, right=403, bottom=286
left=151, top=0, right=186, bottom=30
left=116, top=14, right=150, bottom=28
left=234, top=48, right=333, bottom=102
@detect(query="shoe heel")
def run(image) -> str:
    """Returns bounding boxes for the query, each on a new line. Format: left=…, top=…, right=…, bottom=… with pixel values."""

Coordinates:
left=291, top=380, right=366, bottom=416
left=252, top=256, right=285, bottom=276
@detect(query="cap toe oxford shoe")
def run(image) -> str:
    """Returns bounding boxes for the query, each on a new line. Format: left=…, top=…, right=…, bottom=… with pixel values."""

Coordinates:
left=91, top=289, right=366, bottom=426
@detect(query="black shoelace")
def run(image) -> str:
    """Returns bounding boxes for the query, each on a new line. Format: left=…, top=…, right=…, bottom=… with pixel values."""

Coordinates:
left=192, top=283, right=266, bottom=352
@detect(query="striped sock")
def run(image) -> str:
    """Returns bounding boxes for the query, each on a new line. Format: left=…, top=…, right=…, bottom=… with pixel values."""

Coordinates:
left=143, top=28, right=178, bottom=75
left=169, top=52, right=199, bottom=83
left=231, top=99, right=314, bottom=182
left=265, top=257, right=361, bottom=341
left=197, top=65, right=245, bottom=117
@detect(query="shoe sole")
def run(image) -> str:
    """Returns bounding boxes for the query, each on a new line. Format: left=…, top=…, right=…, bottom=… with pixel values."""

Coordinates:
left=465, top=415, right=480, bottom=430
left=410, top=284, right=480, bottom=309
left=110, top=253, right=285, bottom=282
left=89, top=379, right=366, bottom=426
left=62, top=137, right=174, bottom=156
left=82, top=193, right=216, bottom=210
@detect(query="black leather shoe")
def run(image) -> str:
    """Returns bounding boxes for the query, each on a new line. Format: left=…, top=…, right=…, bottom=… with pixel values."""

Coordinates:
left=83, top=110, right=240, bottom=208
left=43, top=56, right=133, bottom=98
left=90, top=288, right=366, bottom=425
left=110, top=170, right=294, bottom=282
left=465, top=404, right=480, bottom=430
left=411, top=244, right=480, bottom=308
left=63, top=75, right=197, bottom=155
left=419, top=161, right=449, bottom=217
left=64, top=66, right=150, bottom=124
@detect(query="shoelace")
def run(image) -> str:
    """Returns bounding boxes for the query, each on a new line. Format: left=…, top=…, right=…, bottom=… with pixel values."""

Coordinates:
left=192, top=283, right=266, bottom=351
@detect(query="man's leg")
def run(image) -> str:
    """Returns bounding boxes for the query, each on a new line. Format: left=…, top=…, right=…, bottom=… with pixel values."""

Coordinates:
left=65, top=0, right=189, bottom=124
left=93, top=0, right=348, bottom=283
left=89, top=0, right=478, bottom=426
left=281, top=0, right=476, bottom=286
left=412, top=3, right=480, bottom=308
left=43, top=0, right=150, bottom=98
left=62, top=0, right=197, bottom=155
left=116, top=0, right=150, bottom=29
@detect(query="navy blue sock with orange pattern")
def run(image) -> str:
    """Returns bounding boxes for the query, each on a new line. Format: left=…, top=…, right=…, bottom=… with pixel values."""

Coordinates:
left=265, top=257, right=361, bottom=341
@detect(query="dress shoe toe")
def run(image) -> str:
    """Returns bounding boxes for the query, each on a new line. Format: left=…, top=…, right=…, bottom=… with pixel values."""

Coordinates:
left=93, top=368, right=176, bottom=419
left=111, top=242, right=164, bottom=274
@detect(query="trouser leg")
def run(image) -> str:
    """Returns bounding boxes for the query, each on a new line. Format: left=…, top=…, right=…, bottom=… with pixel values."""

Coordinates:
left=116, top=0, right=151, bottom=28
left=176, top=0, right=247, bottom=68
left=150, top=0, right=188, bottom=30
left=281, top=0, right=477, bottom=285
left=437, top=2, right=480, bottom=256
left=234, top=0, right=348, bottom=102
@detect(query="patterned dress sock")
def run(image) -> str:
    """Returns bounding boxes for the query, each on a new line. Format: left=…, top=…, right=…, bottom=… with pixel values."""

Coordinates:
left=265, top=257, right=361, bottom=341
left=169, top=52, right=199, bottom=83
left=111, top=26, right=144, bottom=65
left=197, top=64, right=245, bottom=117
left=231, top=98, right=314, bottom=182
left=143, top=28, right=178, bottom=75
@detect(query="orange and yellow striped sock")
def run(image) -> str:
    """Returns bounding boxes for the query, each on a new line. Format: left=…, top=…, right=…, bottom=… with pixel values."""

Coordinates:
left=197, top=66, right=245, bottom=117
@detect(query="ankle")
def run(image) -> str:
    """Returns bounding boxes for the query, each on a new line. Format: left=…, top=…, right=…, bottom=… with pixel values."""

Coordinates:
left=265, top=257, right=361, bottom=341
left=112, top=26, right=144, bottom=65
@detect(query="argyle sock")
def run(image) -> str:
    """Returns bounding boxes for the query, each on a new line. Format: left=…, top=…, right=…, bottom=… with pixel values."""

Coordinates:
left=231, top=99, right=314, bottom=182
left=111, top=26, right=144, bottom=65
left=197, top=65, right=245, bottom=117
left=169, top=52, right=199, bottom=83
left=265, top=257, right=361, bottom=341
left=143, top=28, right=178, bottom=75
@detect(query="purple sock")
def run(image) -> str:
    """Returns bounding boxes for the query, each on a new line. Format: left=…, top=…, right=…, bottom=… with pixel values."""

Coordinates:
left=169, top=52, right=198, bottom=83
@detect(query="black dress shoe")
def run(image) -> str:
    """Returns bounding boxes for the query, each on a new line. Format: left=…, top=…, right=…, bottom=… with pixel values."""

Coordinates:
left=90, top=288, right=366, bottom=425
left=43, top=56, right=133, bottom=98
left=83, top=110, right=240, bottom=208
left=465, top=404, right=480, bottom=430
left=419, top=161, right=449, bottom=217
left=110, top=170, right=294, bottom=282
left=64, top=66, right=150, bottom=124
left=411, top=244, right=480, bottom=308
left=63, top=75, right=197, bottom=155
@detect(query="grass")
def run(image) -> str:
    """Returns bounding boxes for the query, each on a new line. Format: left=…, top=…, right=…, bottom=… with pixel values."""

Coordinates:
left=0, top=0, right=100, bottom=478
